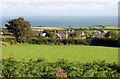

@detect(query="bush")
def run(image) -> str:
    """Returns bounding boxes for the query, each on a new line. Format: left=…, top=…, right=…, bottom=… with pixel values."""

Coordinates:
left=30, top=38, right=90, bottom=45
left=2, top=38, right=18, bottom=45
left=2, top=36, right=119, bottom=47
left=2, top=58, right=120, bottom=78
left=90, top=38, right=118, bottom=47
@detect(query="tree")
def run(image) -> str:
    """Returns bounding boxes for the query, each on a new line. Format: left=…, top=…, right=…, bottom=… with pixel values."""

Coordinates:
left=43, top=30, right=55, bottom=38
left=69, top=31, right=81, bottom=39
left=84, top=31, right=91, bottom=39
left=105, top=30, right=118, bottom=40
left=5, top=17, right=34, bottom=43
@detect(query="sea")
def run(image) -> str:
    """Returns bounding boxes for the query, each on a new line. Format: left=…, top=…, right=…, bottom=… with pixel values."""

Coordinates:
left=0, top=16, right=118, bottom=27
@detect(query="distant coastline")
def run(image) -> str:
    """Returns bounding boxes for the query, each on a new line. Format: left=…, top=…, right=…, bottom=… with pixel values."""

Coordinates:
left=1, top=16, right=118, bottom=27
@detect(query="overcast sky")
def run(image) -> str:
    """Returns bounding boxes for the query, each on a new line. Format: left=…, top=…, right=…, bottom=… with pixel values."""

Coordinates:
left=0, top=0, right=119, bottom=16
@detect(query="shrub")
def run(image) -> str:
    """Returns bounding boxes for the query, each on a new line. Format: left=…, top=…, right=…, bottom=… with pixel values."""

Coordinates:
left=90, top=38, right=118, bottom=47
left=2, top=38, right=17, bottom=45
left=30, top=38, right=90, bottom=45
left=2, top=58, right=120, bottom=78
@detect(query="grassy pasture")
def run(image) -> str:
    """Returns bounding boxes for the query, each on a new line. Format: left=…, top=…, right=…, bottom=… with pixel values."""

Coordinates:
left=2, top=44, right=118, bottom=63
left=32, top=26, right=65, bottom=31
left=79, top=26, right=118, bottom=29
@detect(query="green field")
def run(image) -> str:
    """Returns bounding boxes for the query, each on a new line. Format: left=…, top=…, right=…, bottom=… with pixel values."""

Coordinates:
left=79, top=26, right=118, bottom=29
left=2, top=44, right=118, bottom=63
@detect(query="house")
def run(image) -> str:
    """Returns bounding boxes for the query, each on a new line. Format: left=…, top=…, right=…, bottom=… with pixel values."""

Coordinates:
left=0, top=32, right=3, bottom=35
left=56, top=30, right=68, bottom=39
left=41, top=33, right=46, bottom=37
left=75, top=30, right=85, bottom=36
left=68, top=29, right=75, bottom=33
left=34, top=30, right=46, bottom=37
left=92, top=31, right=106, bottom=38
left=92, top=32, right=106, bottom=38
left=80, top=31, right=85, bottom=35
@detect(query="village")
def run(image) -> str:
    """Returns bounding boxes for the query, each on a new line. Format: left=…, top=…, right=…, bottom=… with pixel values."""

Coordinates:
left=32, top=26, right=113, bottom=39
left=1, top=25, right=118, bottom=40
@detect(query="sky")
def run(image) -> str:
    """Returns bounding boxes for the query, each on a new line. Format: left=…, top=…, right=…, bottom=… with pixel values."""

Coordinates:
left=0, top=0, right=119, bottom=16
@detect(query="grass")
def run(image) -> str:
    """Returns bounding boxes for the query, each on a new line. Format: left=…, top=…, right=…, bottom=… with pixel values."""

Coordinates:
left=2, top=44, right=118, bottom=63
left=79, top=26, right=118, bottom=29
left=85, top=30, right=98, bottom=33
left=1, top=35, right=15, bottom=38
left=85, top=30, right=110, bottom=33
left=32, top=26, right=65, bottom=31
left=31, top=26, right=119, bottom=31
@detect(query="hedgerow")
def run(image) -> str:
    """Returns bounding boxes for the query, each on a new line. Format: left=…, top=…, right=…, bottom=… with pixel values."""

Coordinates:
left=30, top=38, right=90, bottom=45
left=2, top=36, right=119, bottom=47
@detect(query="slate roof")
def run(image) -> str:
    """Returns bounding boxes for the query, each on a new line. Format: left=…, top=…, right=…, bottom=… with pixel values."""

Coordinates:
left=92, top=32, right=106, bottom=38
left=56, top=30, right=68, bottom=38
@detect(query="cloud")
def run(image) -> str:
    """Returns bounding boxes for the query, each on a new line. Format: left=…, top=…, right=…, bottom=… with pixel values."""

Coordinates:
left=2, top=2, right=118, bottom=8
left=2, top=0, right=118, bottom=16
left=2, top=0, right=119, bottom=8
left=2, top=0, right=120, bottom=2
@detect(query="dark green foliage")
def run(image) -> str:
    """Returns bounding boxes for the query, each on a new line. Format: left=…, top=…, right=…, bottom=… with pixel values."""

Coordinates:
left=105, top=30, right=119, bottom=40
left=84, top=31, right=92, bottom=39
left=69, top=31, right=81, bottom=38
left=43, top=30, right=55, bottom=38
left=29, top=38, right=119, bottom=47
left=2, top=38, right=17, bottom=45
left=5, top=17, right=35, bottom=43
left=2, top=58, right=120, bottom=78
left=90, top=38, right=118, bottom=47
left=2, top=28, right=12, bottom=36
left=30, top=38, right=90, bottom=45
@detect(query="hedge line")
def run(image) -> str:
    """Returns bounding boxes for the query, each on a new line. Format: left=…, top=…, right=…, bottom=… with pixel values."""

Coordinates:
left=29, top=38, right=119, bottom=47
left=2, top=37, right=119, bottom=47
left=29, top=38, right=90, bottom=45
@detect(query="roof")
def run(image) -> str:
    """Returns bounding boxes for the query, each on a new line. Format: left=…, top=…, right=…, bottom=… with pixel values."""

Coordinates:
left=34, top=30, right=44, bottom=35
left=92, top=32, right=106, bottom=38
left=56, top=30, right=68, bottom=38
